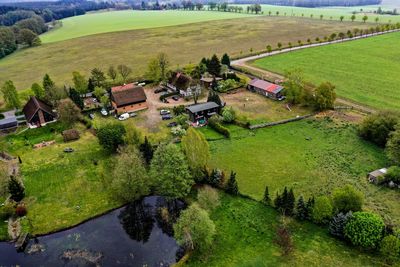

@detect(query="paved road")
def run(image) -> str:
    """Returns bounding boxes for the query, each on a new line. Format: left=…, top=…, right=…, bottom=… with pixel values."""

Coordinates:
left=231, top=29, right=400, bottom=114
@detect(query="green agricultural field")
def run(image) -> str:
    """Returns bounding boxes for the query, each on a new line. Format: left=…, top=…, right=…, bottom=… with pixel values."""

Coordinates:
left=257, top=4, right=400, bottom=23
left=200, top=118, right=399, bottom=225
left=0, top=124, right=121, bottom=237
left=41, top=10, right=256, bottom=43
left=0, top=16, right=370, bottom=90
left=187, top=193, right=386, bottom=266
left=252, top=32, right=400, bottom=110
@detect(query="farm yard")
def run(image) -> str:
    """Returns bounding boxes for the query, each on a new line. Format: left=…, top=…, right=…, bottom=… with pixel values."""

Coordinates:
left=252, top=31, right=400, bottom=110
left=200, top=117, right=400, bottom=225
left=0, top=16, right=370, bottom=90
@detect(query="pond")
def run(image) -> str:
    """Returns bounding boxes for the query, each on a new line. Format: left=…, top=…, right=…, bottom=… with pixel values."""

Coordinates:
left=0, top=196, right=186, bottom=266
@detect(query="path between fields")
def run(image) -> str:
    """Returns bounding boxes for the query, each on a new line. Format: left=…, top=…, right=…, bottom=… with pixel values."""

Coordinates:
left=231, top=29, right=400, bottom=114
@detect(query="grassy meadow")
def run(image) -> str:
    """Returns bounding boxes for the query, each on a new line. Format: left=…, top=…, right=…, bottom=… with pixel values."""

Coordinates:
left=186, top=193, right=386, bottom=267
left=200, top=118, right=400, bottom=225
left=0, top=16, right=370, bottom=90
left=0, top=124, right=121, bottom=237
left=253, top=31, right=400, bottom=110
left=40, top=10, right=255, bottom=43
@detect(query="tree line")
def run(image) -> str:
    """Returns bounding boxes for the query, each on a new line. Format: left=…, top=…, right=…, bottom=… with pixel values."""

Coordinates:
left=233, top=0, right=381, bottom=7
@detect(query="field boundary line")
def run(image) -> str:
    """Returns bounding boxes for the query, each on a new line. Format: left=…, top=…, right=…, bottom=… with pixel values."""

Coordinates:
left=249, top=113, right=315, bottom=129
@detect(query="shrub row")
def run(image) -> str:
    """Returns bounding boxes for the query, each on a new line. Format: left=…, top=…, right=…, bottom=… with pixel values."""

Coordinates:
left=208, top=119, right=230, bottom=138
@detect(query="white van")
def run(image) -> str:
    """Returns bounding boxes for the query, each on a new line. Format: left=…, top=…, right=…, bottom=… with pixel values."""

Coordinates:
left=118, top=113, right=130, bottom=121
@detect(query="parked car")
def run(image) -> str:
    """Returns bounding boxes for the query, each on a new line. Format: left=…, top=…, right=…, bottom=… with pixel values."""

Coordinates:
left=162, top=114, right=173, bottom=120
left=172, top=96, right=180, bottom=101
left=118, top=113, right=130, bottom=121
left=160, top=109, right=170, bottom=115
left=167, top=122, right=178, bottom=127
left=277, top=96, right=286, bottom=101
left=129, top=112, right=137, bottom=117
left=100, top=108, right=108, bottom=116
left=162, top=98, right=169, bottom=104
left=138, top=82, right=146, bottom=86
left=89, top=113, right=95, bottom=120
left=154, top=88, right=165, bottom=94
left=64, top=147, right=74, bottom=153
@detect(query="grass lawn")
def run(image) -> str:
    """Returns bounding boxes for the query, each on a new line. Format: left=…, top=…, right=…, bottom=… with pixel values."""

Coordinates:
left=0, top=124, right=122, bottom=237
left=252, top=31, right=400, bottom=110
left=186, top=193, right=386, bottom=267
left=201, top=118, right=400, bottom=225
left=0, top=16, right=370, bottom=90
left=40, top=10, right=256, bottom=43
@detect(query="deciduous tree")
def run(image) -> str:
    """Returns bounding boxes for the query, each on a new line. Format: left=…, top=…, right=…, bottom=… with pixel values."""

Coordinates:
left=386, top=128, right=400, bottom=165
left=31, top=82, right=45, bottom=100
left=344, top=212, right=384, bottom=248
left=1, top=80, right=20, bottom=109
left=57, top=98, right=81, bottom=127
left=107, top=65, right=117, bottom=81
left=181, top=128, right=210, bottom=176
left=150, top=144, right=193, bottom=198
left=97, top=123, right=126, bottom=152
left=117, top=64, right=132, bottom=83
left=312, top=196, right=333, bottom=224
left=332, top=184, right=364, bottom=213
left=72, top=71, right=88, bottom=94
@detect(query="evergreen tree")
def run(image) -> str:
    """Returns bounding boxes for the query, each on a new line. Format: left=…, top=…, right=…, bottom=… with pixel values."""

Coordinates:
left=31, top=83, right=45, bottom=100
left=139, top=136, right=154, bottom=165
left=42, top=73, right=54, bottom=92
left=87, top=78, right=95, bottom=92
left=296, top=196, right=308, bottom=220
left=274, top=191, right=283, bottom=211
left=221, top=53, right=231, bottom=67
left=329, top=212, right=353, bottom=239
left=225, top=171, right=239, bottom=195
left=306, top=196, right=315, bottom=220
left=206, top=169, right=225, bottom=188
left=8, top=176, right=25, bottom=202
left=208, top=54, right=221, bottom=76
left=207, top=89, right=222, bottom=107
left=286, top=188, right=295, bottom=216
left=1, top=80, right=20, bottom=109
left=263, top=185, right=271, bottom=205
left=68, top=87, right=84, bottom=109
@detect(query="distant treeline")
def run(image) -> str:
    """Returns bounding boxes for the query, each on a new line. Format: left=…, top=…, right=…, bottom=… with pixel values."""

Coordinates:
left=233, top=0, right=381, bottom=7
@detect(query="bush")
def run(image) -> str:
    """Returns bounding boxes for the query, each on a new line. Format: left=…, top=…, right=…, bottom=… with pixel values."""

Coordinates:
left=208, top=115, right=230, bottom=138
left=96, top=123, right=126, bottom=152
left=15, top=204, right=27, bottom=217
left=205, top=169, right=226, bottom=188
left=173, top=105, right=186, bottom=116
left=274, top=219, right=294, bottom=256
left=217, top=79, right=239, bottom=93
left=176, top=114, right=189, bottom=129
left=171, top=125, right=186, bottom=137
left=312, top=196, right=333, bottom=224
left=197, top=185, right=220, bottom=211
left=385, top=166, right=400, bottom=183
left=380, top=235, right=400, bottom=264
left=0, top=203, right=15, bottom=220
left=332, top=184, right=364, bottom=213
left=222, top=107, right=236, bottom=123
left=358, top=111, right=399, bottom=147
left=386, top=128, right=400, bottom=165
left=344, top=212, right=385, bottom=249
left=8, top=176, right=25, bottom=202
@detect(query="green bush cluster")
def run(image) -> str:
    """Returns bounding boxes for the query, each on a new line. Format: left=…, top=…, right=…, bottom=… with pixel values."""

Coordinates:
left=208, top=115, right=230, bottom=138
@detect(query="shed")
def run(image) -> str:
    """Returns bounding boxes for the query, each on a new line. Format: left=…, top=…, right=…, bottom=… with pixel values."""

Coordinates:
left=247, top=78, right=284, bottom=100
left=367, top=168, right=387, bottom=184
left=0, top=117, right=18, bottom=130
left=62, top=129, right=80, bottom=142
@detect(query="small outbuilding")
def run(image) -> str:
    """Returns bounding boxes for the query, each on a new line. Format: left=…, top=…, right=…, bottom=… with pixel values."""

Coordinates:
left=200, top=77, right=222, bottom=89
left=186, top=102, right=220, bottom=124
left=0, top=117, right=18, bottom=130
left=23, top=96, right=56, bottom=128
left=110, top=83, right=147, bottom=115
left=367, top=168, right=387, bottom=184
left=247, top=78, right=284, bottom=100
left=167, top=72, right=201, bottom=97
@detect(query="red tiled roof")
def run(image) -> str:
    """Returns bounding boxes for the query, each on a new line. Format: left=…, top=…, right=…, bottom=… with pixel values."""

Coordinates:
left=249, top=79, right=283, bottom=94
left=111, top=83, right=147, bottom=107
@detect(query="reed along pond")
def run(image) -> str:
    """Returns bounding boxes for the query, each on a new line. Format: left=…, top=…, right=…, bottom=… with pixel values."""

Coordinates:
left=0, top=196, right=186, bottom=266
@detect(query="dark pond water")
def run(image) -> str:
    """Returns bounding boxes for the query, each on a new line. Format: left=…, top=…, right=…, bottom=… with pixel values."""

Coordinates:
left=0, top=196, right=186, bottom=267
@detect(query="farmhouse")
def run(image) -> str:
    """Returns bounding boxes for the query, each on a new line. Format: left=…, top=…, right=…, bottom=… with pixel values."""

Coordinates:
left=186, top=102, right=220, bottom=124
left=167, top=72, right=201, bottom=97
left=367, top=168, right=387, bottom=184
left=247, top=78, right=284, bottom=100
left=111, top=83, right=147, bottom=115
left=23, top=96, right=57, bottom=128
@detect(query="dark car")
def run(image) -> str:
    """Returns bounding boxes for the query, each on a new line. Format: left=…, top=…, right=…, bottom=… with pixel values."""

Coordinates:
left=162, top=98, right=169, bottom=104
left=154, top=88, right=165, bottom=94
left=162, top=114, right=172, bottom=120
left=64, top=147, right=74, bottom=153
left=167, top=122, right=178, bottom=127
left=172, top=96, right=180, bottom=101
